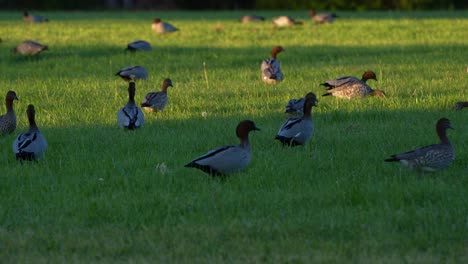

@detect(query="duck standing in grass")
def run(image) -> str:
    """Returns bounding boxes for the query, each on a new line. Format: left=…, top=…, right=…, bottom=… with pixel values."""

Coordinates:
left=321, top=70, right=385, bottom=98
left=23, top=11, right=49, bottom=23
left=261, top=46, right=285, bottom=84
left=239, top=15, right=265, bottom=23
left=126, top=40, right=152, bottom=52
left=12, top=40, right=48, bottom=56
left=309, top=9, right=337, bottom=24
left=385, top=118, right=454, bottom=172
left=185, top=120, right=260, bottom=176
left=0, top=91, right=18, bottom=136
left=141, top=78, right=173, bottom=112
left=455, top=101, right=468, bottom=110
left=275, top=92, right=318, bottom=146
left=272, top=16, right=303, bottom=27
left=115, top=66, right=148, bottom=81
left=117, top=82, right=144, bottom=130
left=13, top=104, right=47, bottom=161
left=152, top=18, right=178, bottom=34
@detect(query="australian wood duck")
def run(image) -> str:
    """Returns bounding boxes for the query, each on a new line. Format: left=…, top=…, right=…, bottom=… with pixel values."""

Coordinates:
left=321, top=71, right=384, bottom=99
left=115, top=66, right=148, bottom=81
left=261, top=46, right=284, bottom=84
left=0, top=91, right=18, bottom=136
left=12, top=40, right=48, bottom=56
left=126, top=40, right=152, bottom=52
left=13, top=104, right=47, bottom=161
left=117, top=82, right=144, bottom=130
left=309, top=9, right=337, bottom=24
left=321, top=71, right=377, bottom=89
left=23, top=11, right=49, bottom=23
left=239, top=15, right=265, bottom=23
left=275, top=92, right=318, bottom=146
left=185, top=120, right=260, bottom=176
left=385, top=118, right=454, bottom=172
left=455, top=101, right=468, bottom=110
left=141, top=78, right=173, bottom=112
left=272, top=16, right=303, bottom=27
left=152, top=18, right=178, bottom=34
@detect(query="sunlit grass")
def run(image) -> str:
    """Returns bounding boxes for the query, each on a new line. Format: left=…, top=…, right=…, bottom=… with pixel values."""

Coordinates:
left=0, top=10, right=467, bottom=262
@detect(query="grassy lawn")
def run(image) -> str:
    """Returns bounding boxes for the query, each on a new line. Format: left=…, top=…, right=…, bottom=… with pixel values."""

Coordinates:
left=0, top=10, right=467, bottom=262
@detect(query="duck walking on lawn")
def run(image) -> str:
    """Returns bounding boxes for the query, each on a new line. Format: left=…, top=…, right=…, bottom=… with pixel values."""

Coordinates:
left=185, top=120, right=260, bottom=176
left=13, top=104, right=47, bottom=161
left=272, top=16, right=303, bottom=27
left=275, top=92, right=318, bottom=146
left=152, top=18, right=178, bottom=34
left=23, top=11, right=49, bottom=23
left=0, top=91, right=18, bottom=136
left=141, top=78, right=173, bottom=112
left=309, top=9, right=337, bottom=24
left=115, top=66, right=148, bottom=81
left=117, top=82, right=144, bottom=130
left=12, top=40, right=48, bottom=56
left=385, top=118, right=454, bottom=172
left=126, top=40, right=152, bottom=52
left=261, top=46, right=285, bottom=84
left=321, top=71, right=385, bottom=99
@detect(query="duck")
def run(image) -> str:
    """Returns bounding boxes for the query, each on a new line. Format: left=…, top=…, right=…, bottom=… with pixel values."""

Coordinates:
left=239, top=15, right=265, bottom=23
left=0, top=91, right=18, bottom=136
left=272, top=16, right=303, bottom=27
left=12, top=104, right=47, bottom=161
left=23, top=11, right=49, bottom=23
left=151, top=18, right=178, bottom=34
left=141, top=78, right=173, bottom=112
left=284, top=97, right=305, bottom=117
left=115, top=66, right=148, bottom=81
left=261, top=46, right=285, bottom=84
left=454, top=101, right=468, bottom=110
left=117, top=82, right=144, bottom=130
left=321, top=71, right=377, bottom=89
left=12, top=40, right=48, bottom=56
left=275, top=92, right=318, bottom=146
left=309, top=9, right=337, bottom=24
left=185, top=120, right=260, bottom=176
left=126, top=40, right=152, bottom=52
left=385, top=118, right=454, bottom=172
left=321, top=71, right=385, bottom=99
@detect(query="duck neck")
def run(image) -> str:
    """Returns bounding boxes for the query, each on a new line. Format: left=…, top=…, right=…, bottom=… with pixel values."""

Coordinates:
left=239, top=136, right=251, bottom=149
left=303, top=102, right=313, bottom=118
left=437, top=127, right=450, bottom=144
left=28, top=114, right=38, bottom=130
left=360, top=77, right=368, bottom=83
left=161, top=84, right=168, bottom=93
left=6, top=98, right=14, bottom=112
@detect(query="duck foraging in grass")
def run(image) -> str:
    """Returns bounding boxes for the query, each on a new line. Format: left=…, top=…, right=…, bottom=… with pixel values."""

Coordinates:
left=23, top=11, right=49, bottom=23
left=185, top=120, right=260, bottom=176
left=117, top=82, right=144, bottom=130
left=309, top=9, right=338, bottom=24
left=0, top=91, right=18, bottom=136
left=12, top=40, right=48, bottom=56
left=126, top=40, right=152, bottom=52
left=239, top=15, right=265, bottom=23
left=321, top=71, right=385, bottom=99
left=272, top=16, right=303, bottom=27
left=275, top=92, right=318, bottom=146
left=261, top=46, right=285, bottom=84
left=385, top=118, right=454, bottom=172
left=151, top=18, right=178, bottom=34
left=115, top=66, right=148, bottom=81
left=141, top=78, right=173, bottom=112
left=321, top=71, right=377, bottom=89
left=13, top=104, right=47, bottom=161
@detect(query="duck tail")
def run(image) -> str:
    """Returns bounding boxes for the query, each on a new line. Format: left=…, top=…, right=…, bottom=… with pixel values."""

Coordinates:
left=384, top=157, right=399, bottom=162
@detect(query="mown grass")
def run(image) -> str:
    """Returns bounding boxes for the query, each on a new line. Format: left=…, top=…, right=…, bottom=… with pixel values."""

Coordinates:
left=0, top=10, right=467, bottom=262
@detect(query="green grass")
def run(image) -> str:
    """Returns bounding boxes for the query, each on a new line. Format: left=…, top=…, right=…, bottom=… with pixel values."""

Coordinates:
left=0, top=10, right=467, bottom=262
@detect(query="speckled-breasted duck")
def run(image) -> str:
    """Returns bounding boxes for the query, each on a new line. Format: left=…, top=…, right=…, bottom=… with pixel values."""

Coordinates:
left=272, top=16, right=303, bottom=27
left=23, top=11, right=49, bottom=23
left=12, top=40, right=48, bottom=56
left=261, top=46, right=284, bottom=84
left=13, top=104, right=47, bottom=161
left=239, top=15, right=265, bottom=23
left=321, top=71, right=384, bottom=99
left=151, top=18, right=178, bottom=34
left=117, top=82, right=144, bottom=130
left=385, top=118, right=455, bottom=172
left=141, top=78, right=173, bottom=112
left=0, top=91, right=18, bottom=136
left=126, top=40, right=152, bottom=52
left=115, top=66, right=148, bottom=81
left=455, top=101, right=468, bottom=111
left=185, top=120, right=260, bottom=176
left=285, top=97, right=305, bottom=117
left=309, top=9, right=337, bottom=24
left=275, top=92, right=318, bottom=146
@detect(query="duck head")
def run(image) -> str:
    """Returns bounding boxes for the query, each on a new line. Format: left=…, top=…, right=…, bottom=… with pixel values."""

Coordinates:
left=236, top=120, right=260, bottom=139
left=153, top=18, right=162, bottom=24
left=362, top=70, right=377, bottom=81
left=6, top=91, right=18, bottom=101
left=271, top=46, right=284, bottom=58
